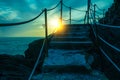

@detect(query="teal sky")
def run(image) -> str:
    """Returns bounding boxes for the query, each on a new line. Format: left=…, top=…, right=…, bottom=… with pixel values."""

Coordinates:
left=0, top=0, right=113, bottom=37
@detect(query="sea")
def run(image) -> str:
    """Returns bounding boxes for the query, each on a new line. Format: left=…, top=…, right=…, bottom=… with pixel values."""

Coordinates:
left=0, top=37, right=43, bottom=56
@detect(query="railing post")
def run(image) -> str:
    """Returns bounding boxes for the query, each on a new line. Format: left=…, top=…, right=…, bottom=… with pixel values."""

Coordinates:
left=103, top=9, right=105, bottom=24
left=69, top=7, right=71, bottom=24
left=60, top=0, right=63, bottom=24
left=44, top=8, right=48, bottom=57
left=93, top=4, right=96, bottom=24
left=87, top=0, right=91, bottom=25
left=84, top=11, right=87, bottom=24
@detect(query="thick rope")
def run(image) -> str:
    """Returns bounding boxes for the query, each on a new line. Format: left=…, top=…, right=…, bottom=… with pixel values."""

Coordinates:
left=28, top=39, right=46, bottom=80
left=47, top=1, right=61, bottom=11
left=62, top=3, right=86, bottom=12
left=0, top=10, right=44, bottom=26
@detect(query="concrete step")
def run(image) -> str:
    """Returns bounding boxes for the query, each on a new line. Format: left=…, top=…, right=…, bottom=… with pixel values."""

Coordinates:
left=49, top=41, right=93, bottom=49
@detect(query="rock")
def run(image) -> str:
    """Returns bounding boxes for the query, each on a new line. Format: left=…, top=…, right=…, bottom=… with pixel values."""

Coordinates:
left=25, top=39, right=44, bottom=60
left=0, top=54, right=31, bottom=79
left=0, top=34, right=53, bottom=79
left=99, top=0, right=120, bottom=26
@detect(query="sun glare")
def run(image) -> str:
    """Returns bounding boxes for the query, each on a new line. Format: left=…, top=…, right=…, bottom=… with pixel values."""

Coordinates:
left=50, top=19, right=60, bottom=28
left=49, top=18, right=65, bottom=33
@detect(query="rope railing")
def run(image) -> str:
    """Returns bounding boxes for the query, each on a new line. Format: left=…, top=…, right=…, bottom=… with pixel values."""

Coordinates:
left=28, top=39, right=46, bottom=80
left=89, top=3, right=120, bottom=73
left=71, top=19, right=84, bottom=22
left=63, top=19, right=70, bottom=21
left=98, top=35, right=120, bottom=53
left=0, top=1, right=61, bottom=27
left=47, top=1, right=61, bottom=11
left=62, top=2, right=86, bottom=12
left=0, top=10, right=44, bottom=26
left=95, top=4, right=105, bottom=11
left=71, top=7, right=86, bottom=12
left=99, top=47, right=120, bottom=72
left=97, top=23, right=120, bottom=28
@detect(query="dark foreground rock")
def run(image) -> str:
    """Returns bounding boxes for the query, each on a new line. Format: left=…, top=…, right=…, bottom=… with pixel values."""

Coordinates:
left=0, top=54, right=31, bottom=80
left=0, top=38, right=45, bottom=79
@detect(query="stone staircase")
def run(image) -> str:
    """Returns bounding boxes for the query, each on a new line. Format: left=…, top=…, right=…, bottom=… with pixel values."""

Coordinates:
left=50, top=24, right=92, bottom=49
left=32, top=24, right=107, bottom=80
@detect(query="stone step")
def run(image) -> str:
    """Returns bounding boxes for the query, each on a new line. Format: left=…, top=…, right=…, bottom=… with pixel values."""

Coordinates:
left=49, top=41, right=92, bottom=49
left=63, top=27, right=89, bottom=32
left=64, top=24, right=88, bottom=28
left=37, top=49, right=107, bottom=80
left=32, top=71, right=108, bottom=80
left=54, top=32, right=89, bottom=37
left=42, top=65, right=91, bottom=73
left=57, top=27, right=89, bottom=32
left=52, top=36, right=90, bottom=42
left=42, top=49, right=90, bottom=70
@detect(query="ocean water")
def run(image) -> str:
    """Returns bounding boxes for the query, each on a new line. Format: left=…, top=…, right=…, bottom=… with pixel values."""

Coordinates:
left=0, top=37, right=43, bottom=56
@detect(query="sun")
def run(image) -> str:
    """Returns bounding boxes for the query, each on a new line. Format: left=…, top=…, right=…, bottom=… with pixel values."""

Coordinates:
left=49, top=18, right=65, bottom=33
left=50, top=19, right=60, bottom=29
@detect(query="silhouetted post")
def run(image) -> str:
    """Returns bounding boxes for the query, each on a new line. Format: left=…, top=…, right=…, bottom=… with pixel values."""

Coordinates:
left=93, top=4, right=96, bottom=23
left=87, top=0, right=91, bottom=25
left=84, top=11, right=87, bottom=24
left=69, top=7, right=71, bottom=24
left=103, top=9, right=105, bottom=24
left=60, top=0, right=63, bottom=24
left=44, top=8, right=48, bottom=57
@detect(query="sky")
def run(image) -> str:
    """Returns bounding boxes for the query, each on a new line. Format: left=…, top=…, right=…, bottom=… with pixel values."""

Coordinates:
left=0, top=0, right=113, bottom=37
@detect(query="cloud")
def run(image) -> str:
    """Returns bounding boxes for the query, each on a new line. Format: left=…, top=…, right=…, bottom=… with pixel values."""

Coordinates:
left=29, top=4, right=37, bottom=10
left=0, top=7, right=21, bottom=22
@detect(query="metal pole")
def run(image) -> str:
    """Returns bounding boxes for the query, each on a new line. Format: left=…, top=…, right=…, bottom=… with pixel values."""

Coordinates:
left=69, top=7, right=71, bottom=24
left=93, top=4, right=96, bottom=23
left=44, top=8, right=48, bottom=56
left=60, top=0, right=63, bottom=24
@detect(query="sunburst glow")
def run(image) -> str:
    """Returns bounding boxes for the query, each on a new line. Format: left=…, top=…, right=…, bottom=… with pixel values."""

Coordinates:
left=49, top=18, right=62, bottom=32
left=50, top=19, right=60, bottom=28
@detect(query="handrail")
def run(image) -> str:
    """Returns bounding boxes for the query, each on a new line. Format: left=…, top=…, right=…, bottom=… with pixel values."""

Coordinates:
left=98, top=35, right=120, bottom=52
left=0, top=10, right=44, bottom=26
left=28, top=39, right=46, bottom=80
left=99, top=47, right=120, bottom=72
left=89, top=3, right=120, bottom=73
left=97, top=23, right=120, bottom=28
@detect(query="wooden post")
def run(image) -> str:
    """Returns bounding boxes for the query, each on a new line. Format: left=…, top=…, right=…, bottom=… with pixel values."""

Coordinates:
left=44, top=8, right=48, bottom=57
left=60, top=0, right=63, bottom=24
left=69, top=7, right=71, bottom=24
left=84, top=11, right=87, bottom=24
left=87, top=0, right=91, bottom=25
left=93, top=4, right=96, bottom=23
left=103, top=9, right=105, bottom=24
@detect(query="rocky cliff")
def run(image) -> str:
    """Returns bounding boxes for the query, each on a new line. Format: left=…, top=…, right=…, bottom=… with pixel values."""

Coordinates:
left=99, top=0, right=120, bottom=25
